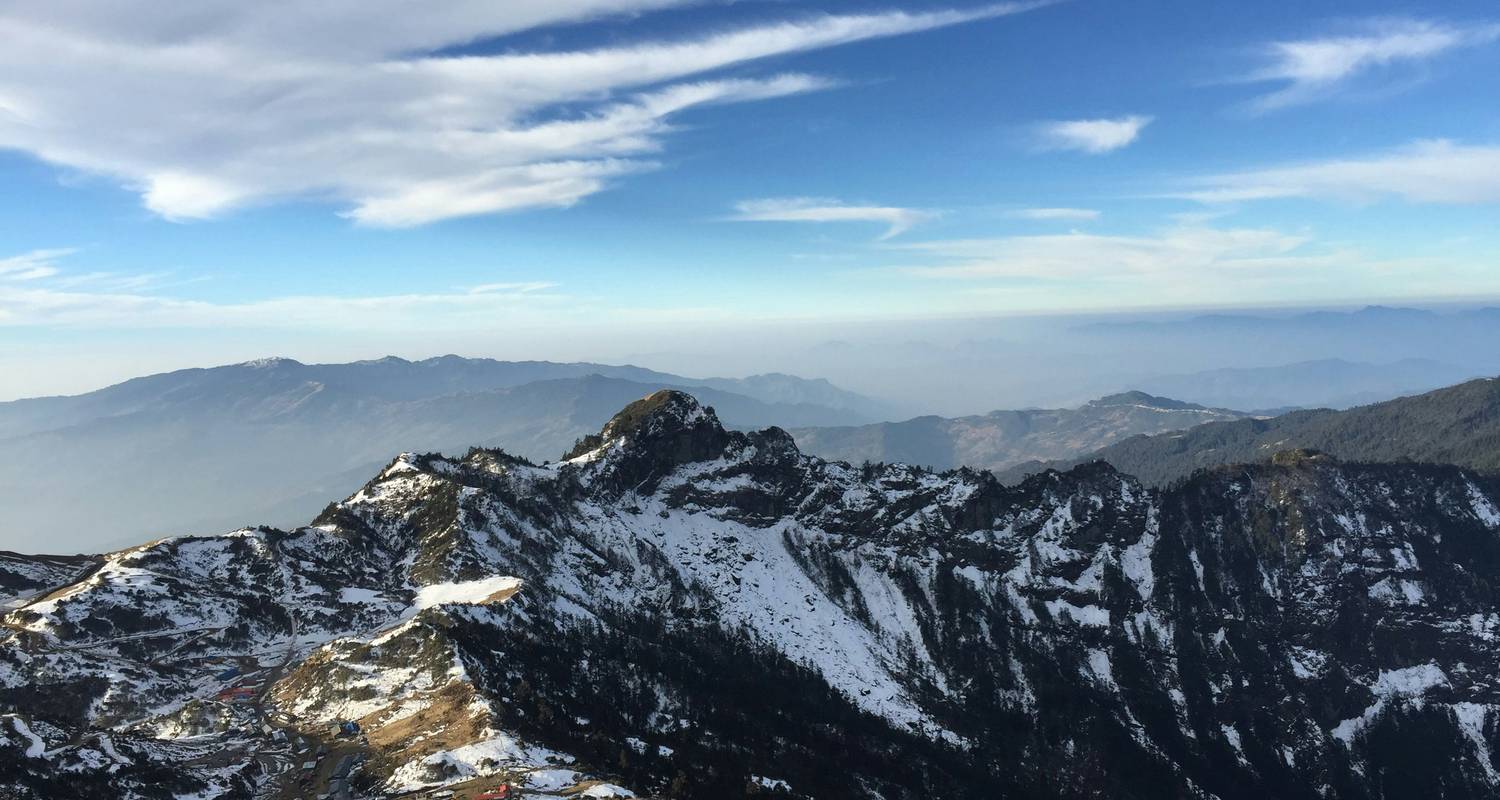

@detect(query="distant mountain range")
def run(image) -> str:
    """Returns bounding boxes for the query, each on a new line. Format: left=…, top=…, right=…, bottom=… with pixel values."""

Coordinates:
left=791, top=391, right=1248, bottom=473
left=766, top=306, right=1500, bottom=417
left=0, top=355, right=890, bottom=440
left=1000, top=376, right=1500, bottom=486
left=1077, top=305, right=1500, bottom=343
left=0, top=356, right=889, bottom=551
left=1133, top=358, right=1481, bottom=412
left=13, top=352, right=1497, bottom=554
left=1077, top=305, right=1500, bottom=377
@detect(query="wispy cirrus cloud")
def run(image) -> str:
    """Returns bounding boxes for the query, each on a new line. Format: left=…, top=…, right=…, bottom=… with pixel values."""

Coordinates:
left=0, top=248, right=202, bottom=295
left=874, top=225, right=1491, bottom=310
left=0, top=2, right=1036, bottom=226
left=1241, top=18, right=1500, bottom=111
left=1177, top=139, right=1500, bottom=204
left=731, top=197, right=935, bottom=239
left=0, top=249, right=75, bottom=281
left=1036, top=115, right=1151, bottom=154
left=0, top=248, right=574, bottom=329
left=0, top=283, right=576, bottom=330
left=896, top=226, right=1315, bottom=281
left=0, top=248, right=787, bottom=333
left=1006, top=207, right=1100, bottom=221
left=466, top=282, right=558, bottom=296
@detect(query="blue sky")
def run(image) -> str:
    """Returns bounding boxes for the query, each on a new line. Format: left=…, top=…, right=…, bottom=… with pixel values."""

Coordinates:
left=2, top=0, right=1499, bottom=397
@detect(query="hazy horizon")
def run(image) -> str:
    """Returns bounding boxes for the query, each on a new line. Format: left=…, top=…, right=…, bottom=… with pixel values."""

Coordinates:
left=7, top=300, right=1500, bottom=420
left=4, top=1, right=1499, bottom=410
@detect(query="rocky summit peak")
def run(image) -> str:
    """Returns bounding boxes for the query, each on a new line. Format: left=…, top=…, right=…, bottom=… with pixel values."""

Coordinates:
left=561, top=389, right=729, bottom=466
left=599, top=389, right=710, bottom=440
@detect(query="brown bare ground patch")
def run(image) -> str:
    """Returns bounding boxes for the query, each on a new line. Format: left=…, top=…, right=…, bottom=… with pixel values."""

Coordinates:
left=482, top=583, right=522, bottom=604
left=362, top=679, right=493, bottom=779
left=25, top=569, right=99, bottom=607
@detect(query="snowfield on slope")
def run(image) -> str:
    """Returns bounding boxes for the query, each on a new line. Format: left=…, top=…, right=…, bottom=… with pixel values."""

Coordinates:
left=415, top=576, right=523, bottom=609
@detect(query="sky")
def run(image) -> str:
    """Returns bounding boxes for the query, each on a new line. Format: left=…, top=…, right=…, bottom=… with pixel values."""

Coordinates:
left=2, top=0, right=1499, bottom=399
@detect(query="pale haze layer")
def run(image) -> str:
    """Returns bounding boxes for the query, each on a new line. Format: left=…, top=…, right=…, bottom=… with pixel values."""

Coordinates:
left=1, top=2, right=1498, bottom=404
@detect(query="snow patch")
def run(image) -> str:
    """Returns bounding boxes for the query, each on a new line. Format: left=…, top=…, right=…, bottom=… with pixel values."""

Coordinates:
left=526, top=768, right=582, bottom=791
left=1453, top=703, right=1498, bottom=783
left=1375, top=663, right=1449, bottom=697
left=1119, top=524, right=1156, bottom=601
left=338, top=587, right=388, bottom=604
left=1222, top=725, right=1244, bottom=759
left=1045, top=599, right=1109, bottom=627
left=382, top=457, right=421, bottom=476
left=1083, top=649, right=1116, bottom=690
left=1188, top=549, right=1205, bottom=590
left=582, top=784, right=635, bottom=797
left=1469, top=483, right=1500, bottom=528
left=7, top=715, right=46, bottom=757
left=1368, top=577, right=1425, bottom=606
left=414, top=576, right=522, bottom=610
left=1333, top=664, right=1450, bottom=746
left=386, top=730, right=571, bottom=793
left=753, top=775, right=792, bottom=791
left=1288, top=647, right=1328, bottom=680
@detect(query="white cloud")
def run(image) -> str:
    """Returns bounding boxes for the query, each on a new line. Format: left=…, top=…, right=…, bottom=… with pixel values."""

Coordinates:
left=0, top=248, right=774, bottom=332
left=0, top=3, right=1034, bottom=225
left=875, top=225, right=1490, bottom=311
left=1179, top=139, right=1500, bottom=204
left=1007, top=207, right=1100, bottom=221
left=0, top=249, right=74, bottom=281
left=0, top=249, right=571, bottom=329
left=732, top=197, right=934, bottom=239
left=467, top=282, right=558, bottom=295
left=1243, top=18, right=1500, bottom=111
left=898, top=226, right=1314, bottom=280
left=1037, top=115, right=1151, bottom=154
left=0, top=284, right=567, bottom=330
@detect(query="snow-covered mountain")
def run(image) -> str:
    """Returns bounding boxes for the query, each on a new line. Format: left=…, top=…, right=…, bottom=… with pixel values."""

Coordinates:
left=3, top=390, right=1500, bottom=798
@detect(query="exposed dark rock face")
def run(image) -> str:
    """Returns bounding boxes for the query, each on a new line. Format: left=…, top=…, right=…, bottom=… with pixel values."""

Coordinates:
left=3, top=390, right=1499, bottom=799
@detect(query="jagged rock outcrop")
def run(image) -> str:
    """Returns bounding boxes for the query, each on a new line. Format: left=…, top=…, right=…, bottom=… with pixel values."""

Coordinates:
left=2, top=390, right=1499, bottom=798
